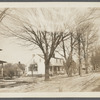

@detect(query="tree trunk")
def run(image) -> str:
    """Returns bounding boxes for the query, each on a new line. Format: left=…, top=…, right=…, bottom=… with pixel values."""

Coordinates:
left=79, top=58, right=82, bottom=76
left=85, top=34, right=89, bottom=74
left=70, top=32, right=73, bottom=77
left=45, top=60, right=50, bottom=81
left=78, top=35, right=82, bottom=76
left=68, top=67, right=72, bottom=77
left=65, top=53, right=73, bottom=77
left=85, top=57, right=88, bottom=74
left=65, top=33, right=73, bottom=77
left=32, top=71, right=33, bottom=77
left=84, top=52, right=88, bottom=74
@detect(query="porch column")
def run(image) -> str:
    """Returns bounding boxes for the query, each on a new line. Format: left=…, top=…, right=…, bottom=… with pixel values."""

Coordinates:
left=52, top=66, right=54, bottom=75
left=1, top=63, right=3, bottom=78
left=56, top=66, right=58, bottom=74
left=57, top=66, right=60, bottom=74
left=58, top=66, right=60, bottom=74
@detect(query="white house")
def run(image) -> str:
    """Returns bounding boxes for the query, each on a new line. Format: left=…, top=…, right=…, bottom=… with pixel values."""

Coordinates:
left=26, top=54, right=65, bottom=76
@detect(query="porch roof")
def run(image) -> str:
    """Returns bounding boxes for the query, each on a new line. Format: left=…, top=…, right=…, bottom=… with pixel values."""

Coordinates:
left=0, top=60, right=7, bottom=64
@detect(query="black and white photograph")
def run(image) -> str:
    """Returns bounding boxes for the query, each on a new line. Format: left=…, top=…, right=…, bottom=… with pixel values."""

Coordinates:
left=0, top=2, right=100, bottom=97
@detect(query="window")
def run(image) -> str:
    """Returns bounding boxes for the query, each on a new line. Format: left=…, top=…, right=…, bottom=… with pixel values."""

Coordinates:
left=58, top=67, right=60, bottom=71
left=28, top=64, right=38, bottom=71
left=28, top=66, right=32, bottom=71
left=34, top=64, right=38, bottom=71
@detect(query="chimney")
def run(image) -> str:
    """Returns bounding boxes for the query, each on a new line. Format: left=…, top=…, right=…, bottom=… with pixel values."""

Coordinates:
left=18, top=61, right=21, bottom=65
left=0, top=49, right=2, bottom=51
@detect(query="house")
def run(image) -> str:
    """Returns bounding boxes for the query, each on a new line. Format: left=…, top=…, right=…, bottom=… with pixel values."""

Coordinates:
left=13, top=62, right=26, bottom=77
left=26, top=54, right=65, bottom=76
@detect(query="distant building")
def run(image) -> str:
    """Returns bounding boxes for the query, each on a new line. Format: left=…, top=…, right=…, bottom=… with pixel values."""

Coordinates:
left=26, top=54, right=65, bottom=76
left=13, top=62, right=26, bottom=77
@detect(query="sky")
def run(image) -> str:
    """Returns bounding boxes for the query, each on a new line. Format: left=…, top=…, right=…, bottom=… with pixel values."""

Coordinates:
left=0, top=37, right=35, bottom=64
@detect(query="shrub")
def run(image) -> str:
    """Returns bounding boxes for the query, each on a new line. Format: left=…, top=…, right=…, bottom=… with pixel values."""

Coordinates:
left=3, top=63, right=15, bottom=79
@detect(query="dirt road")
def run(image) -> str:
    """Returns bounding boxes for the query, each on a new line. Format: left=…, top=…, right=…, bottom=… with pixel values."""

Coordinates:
left=0, top=72, right=100, bottom=92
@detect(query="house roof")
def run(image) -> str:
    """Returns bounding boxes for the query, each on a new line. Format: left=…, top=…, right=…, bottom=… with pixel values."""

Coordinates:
left=36, top=54, right=63, bottom=60
left=0, top=60, right=7, bottom=64
left=52, top=57, right=63, bottom=60
left=37, top=54, right=44, bottom=59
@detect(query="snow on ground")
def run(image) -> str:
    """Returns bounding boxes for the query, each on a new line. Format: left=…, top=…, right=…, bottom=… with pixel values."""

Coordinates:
left=0, top=72, right=100, bottom=92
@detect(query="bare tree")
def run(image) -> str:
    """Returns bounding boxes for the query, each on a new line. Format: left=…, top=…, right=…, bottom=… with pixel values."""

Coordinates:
left=0, top=8, right=99, bottom=79
left=91, top=45, right=100, bottom=72
left=0, top=8, right=8, bottom=22
left=0, top=8, right=70, bottom=81
left=56, top=8, right=99, bottom=76
left=73, top=8, right=99, bottom=76
left=80, top=22, right=98, bottom=74
left=61, top=32, right=77, bottom=77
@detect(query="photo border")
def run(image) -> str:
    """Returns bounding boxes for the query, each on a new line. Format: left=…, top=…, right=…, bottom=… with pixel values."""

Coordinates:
left=0, top=2, right=100, bottom=98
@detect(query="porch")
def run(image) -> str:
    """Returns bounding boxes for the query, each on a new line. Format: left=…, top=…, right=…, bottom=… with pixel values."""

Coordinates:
left=49, top=66, right=65, bottom=76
